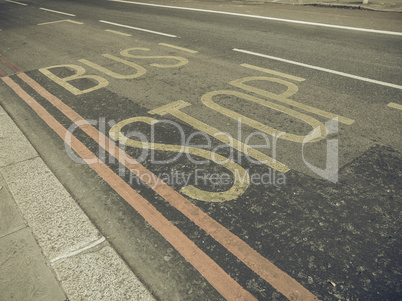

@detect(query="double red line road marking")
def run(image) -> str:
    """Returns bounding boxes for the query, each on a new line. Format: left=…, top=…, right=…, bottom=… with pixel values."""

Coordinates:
left=0, top=55, right=318, bottom=301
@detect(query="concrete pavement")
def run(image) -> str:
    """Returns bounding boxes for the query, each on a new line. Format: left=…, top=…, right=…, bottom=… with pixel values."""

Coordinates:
left=0, top=103, right=155, bottom=301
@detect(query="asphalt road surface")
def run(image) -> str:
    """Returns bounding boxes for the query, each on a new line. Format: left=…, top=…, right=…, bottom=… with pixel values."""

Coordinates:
left=0, top=0, right=401, bottom=300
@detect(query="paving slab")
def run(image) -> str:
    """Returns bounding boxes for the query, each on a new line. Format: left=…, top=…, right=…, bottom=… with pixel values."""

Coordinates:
left=1, top=157, right=103, bottom=261
left=0, top=227, right=66, bottom=301
left=52, top=245, right=156, bottom=301
left=0, top=174, right=25, bottom=238
left=0, top=106, right=38, bottom=167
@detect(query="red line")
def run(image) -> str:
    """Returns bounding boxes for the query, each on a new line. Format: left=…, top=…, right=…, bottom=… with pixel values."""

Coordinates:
left=2, top=75, right=257, bottom=301
left=0, top=55, right=23, bottom=74
left=6, top=55, right=319, bottom=300
left=0, top=66, right=7, bottom=77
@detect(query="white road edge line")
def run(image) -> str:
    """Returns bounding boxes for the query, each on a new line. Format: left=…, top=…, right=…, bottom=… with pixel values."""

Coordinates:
left=108, top=0, right=402, bottom=36
left=50, top=237, right=106, bottom=263
left=39, top=7, right=76, bottom=17
left=6, top=0, right=27, bottom=6
left=233, top=48, right=402, bottom=90
left=99, top=20, right=177, bottom=37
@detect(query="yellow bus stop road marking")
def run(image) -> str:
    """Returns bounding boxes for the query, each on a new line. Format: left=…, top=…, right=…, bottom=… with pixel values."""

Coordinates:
left=2, top=52, right=319, bottom=301
left=105, top=29, right=132, bottom=36
left=387, top=102, right=402, bottom=110
left=159, top=43, right=198, bottom=53
left=38, top=19, right=83, bottom=26
left=241, top=63, right=305, bottom=82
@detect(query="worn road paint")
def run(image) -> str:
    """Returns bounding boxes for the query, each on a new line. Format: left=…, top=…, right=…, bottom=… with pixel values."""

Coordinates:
left=159, top=43, right=198, bottom=54
left=0, top=66, right=8, bottom=77
left=0, top=55, right=23, bottom=74
left=120, top=48, right=188, bottom=68
left=38, top=19, right=83, bottom=26
left=387, top=102, right=402, bottom=110
left=149, top=100, right=290, bottom=172
left=99, top=20, right=177, bottom=38
left=105, top=29, right=132, bottom=36
left=110, top=116, right=250, bottom=202
left=79, top=55, right=146, bottom=79
left=39, top=7, right=76, bottom=17
left=39, top=64, right=109, bottom=95
left=202, top=89, right=326, bottom=143
left=231, top=72, right=355, bottom=125
left=241, top=63, right=305, bottom=82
